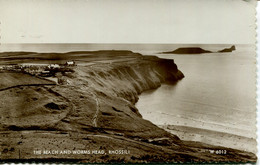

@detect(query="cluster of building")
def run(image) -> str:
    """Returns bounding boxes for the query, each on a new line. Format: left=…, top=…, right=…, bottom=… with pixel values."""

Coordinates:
left=0, top=61, right=76, bottom=77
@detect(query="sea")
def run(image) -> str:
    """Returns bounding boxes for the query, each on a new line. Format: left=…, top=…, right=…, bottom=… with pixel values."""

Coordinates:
left=136, top=44, right=256, bottom=153
left=0, top=43, right=256, bottom=153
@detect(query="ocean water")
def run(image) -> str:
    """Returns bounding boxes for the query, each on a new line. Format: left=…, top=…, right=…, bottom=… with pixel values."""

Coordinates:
left=135, top=45, right=256, bottom=153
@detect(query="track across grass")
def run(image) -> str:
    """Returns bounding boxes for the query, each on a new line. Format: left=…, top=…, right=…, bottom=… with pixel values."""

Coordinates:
left=0, top=72, right=56, bottom=91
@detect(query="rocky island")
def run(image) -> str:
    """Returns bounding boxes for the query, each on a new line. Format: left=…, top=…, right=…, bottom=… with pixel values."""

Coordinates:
left=217, top=45, right=236, bottom=53
left=160, top=45, right=236, bottom=54
left=161, top=47, right=212, bottom=54
left=0, top=50, right=256, bottom=163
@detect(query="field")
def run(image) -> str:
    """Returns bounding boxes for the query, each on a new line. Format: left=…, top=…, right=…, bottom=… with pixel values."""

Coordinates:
left=0, top=72, right=55, bottom=90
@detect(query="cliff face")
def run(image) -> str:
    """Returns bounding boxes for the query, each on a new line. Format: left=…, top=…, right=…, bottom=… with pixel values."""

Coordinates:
left=50, top=56, right=185, bottom=136
left=69, top=57, right=184, bottom=105
left=53, top=56, right=185, bottom=137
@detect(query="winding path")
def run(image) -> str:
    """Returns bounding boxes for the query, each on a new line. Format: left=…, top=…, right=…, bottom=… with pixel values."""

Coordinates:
left=89, top=90, right=100, bottom=127
left=0, top=84, right=56, bottom=91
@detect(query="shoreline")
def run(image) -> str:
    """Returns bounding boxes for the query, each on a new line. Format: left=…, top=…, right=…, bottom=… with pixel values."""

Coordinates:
left=135, top=84, right=257, bottom=154
left=135, top=85, right=257, bottom=154
left=159, top=124, right=257, bottom=154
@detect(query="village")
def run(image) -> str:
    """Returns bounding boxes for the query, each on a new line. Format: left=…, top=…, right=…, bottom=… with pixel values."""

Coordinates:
left=0, top=61, right=76, bottom=77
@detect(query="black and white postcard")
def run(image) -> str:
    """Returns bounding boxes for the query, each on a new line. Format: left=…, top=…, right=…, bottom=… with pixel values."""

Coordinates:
left=0, top=0, right=257, bottom=163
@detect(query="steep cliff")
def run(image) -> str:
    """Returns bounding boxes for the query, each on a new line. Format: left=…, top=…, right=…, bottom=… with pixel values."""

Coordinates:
left=50, top=55, right=185, bottom=137
left=69, top=56, right=184, bottom=104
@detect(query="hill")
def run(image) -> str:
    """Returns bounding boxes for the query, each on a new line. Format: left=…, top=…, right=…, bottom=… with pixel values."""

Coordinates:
left=161, top=47, right=212, bottom=54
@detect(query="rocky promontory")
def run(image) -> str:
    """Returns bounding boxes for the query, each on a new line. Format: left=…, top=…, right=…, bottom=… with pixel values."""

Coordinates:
left=161, top=47, right=212, bottom=54
left=0, top=50, right=256, bottom=163
left=218, top=45, right=236, bottom=53
left=160, top=45, right=236, bottom=54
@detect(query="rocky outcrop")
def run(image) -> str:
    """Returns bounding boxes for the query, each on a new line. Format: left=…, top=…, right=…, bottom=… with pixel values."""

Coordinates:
left=161, top=47, right=212, bottom=54
left=160, top=45, right=236, bottom=54
left=218, top=45, right=236, bottom=53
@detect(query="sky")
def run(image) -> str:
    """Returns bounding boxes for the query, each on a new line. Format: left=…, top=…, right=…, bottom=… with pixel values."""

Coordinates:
left=0, top=0, right=256, bottom=44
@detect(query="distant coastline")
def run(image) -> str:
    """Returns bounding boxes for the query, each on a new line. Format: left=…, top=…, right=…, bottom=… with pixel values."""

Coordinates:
left=0, top=43, right=245, bottom=54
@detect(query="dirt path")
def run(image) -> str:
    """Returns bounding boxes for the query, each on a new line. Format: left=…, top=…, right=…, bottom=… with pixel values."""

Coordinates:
left=91, top=92, right=100, bottom=127
left=0, top=83, right=56, bottom=91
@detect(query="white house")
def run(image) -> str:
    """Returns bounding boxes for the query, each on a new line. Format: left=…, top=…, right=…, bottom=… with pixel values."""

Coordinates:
left=48, top=64, right=60, bottom=69
left=65, top=61, right=75, bottom=66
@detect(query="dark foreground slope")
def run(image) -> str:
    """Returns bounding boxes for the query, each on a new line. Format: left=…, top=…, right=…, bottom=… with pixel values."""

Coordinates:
left=0, top=51, right=256, bottom=163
